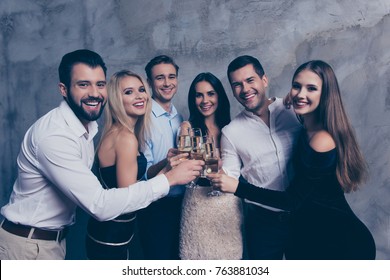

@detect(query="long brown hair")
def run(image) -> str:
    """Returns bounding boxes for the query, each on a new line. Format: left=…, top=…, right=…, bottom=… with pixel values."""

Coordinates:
left=188, top=72, right=231, bottom=138
left=292, top=60, right=368, bottom=192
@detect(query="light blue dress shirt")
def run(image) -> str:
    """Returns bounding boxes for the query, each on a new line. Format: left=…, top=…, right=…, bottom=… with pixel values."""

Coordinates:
left=143, top=99, right=185, bottom=196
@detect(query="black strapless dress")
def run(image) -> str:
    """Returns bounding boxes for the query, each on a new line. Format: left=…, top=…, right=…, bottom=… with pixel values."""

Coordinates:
left=85, top=153, right=147, bottom=260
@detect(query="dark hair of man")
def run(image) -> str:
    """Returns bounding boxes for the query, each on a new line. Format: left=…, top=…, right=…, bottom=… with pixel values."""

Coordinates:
left=144, top=55, right=179, bottom=81
left=227, top=55, right=265, bottom=84
left=188, top=72, right=231, bottom=137
left=58, top=49, right=107, bottom=89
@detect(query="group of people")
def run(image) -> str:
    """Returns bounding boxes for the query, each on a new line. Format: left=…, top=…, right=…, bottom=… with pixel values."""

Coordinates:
left=0, top=49, right=376, bottom=260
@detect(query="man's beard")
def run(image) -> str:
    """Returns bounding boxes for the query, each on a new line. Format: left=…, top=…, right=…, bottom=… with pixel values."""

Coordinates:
left=66, top=93, right=105, bottom=123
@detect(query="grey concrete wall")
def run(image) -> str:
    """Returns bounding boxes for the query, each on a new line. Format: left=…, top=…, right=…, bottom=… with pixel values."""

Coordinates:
left=1, top=0, right=389, bottom=259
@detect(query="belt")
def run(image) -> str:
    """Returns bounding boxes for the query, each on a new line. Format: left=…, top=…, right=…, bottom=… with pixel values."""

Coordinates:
left=1, top=219, right=68, bottom=242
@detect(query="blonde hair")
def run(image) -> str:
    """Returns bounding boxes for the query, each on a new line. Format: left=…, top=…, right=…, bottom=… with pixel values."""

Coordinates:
left=98, top=70, right=152, bottom=151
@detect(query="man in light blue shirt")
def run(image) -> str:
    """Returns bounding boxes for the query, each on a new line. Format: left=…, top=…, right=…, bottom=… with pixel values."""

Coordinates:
left=138, top=55, right=184, bottom=259
left=143, top=100, right=184, bottom=196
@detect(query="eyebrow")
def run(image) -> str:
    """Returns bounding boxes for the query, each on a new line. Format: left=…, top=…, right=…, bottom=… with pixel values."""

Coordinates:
left=231, top=81, right=241, bottom=86
left=76, top=80, right=106, bottom=84
left=231, top=75, right=255, bottom=84
left=302, top=83, right=319, bottom=87
left=155, top=73, right=176, bottom=78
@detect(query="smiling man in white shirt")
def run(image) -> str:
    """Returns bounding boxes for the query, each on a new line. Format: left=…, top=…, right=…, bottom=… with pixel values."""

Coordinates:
left=0, top=49, right=202, bottom=260
left=221, top=55, right=302, bottom=259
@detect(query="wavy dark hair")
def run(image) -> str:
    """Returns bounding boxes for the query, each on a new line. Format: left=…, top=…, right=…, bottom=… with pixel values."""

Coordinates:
left=188, top=72, right=231, bottom=138
left=292, top=60, right=368, bottom=192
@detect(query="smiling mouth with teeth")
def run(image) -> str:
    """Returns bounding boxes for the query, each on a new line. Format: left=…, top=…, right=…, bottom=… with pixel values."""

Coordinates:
left=84, top=101, right=99, bottom=107
left=134, top=102, right=145, bottom=107
left=82, top=98, right=104, bottom=108
left=241, top=94, right=255, bottom=101
left=162, top=88, right=173, bottom=92
left=294, top=100, right=309, bottom=107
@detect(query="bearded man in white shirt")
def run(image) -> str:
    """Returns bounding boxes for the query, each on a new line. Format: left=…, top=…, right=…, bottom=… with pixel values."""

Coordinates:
left=220, top=55, right=302, bottom=259
left=0, top=49, right=203, bottom=260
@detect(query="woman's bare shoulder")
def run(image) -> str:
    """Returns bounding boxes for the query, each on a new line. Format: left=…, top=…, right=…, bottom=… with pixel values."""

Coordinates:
left=309, top=130, right=336, bottom=152
left=115, top=129, right=138, bottom=148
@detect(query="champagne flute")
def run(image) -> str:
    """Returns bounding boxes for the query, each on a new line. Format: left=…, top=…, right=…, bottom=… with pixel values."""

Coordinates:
left=203, top=136, right=221, bottom=196
left=187, top=128, right=203, bottom=189
left=190, top=128, right=202, bottom=152
left=176, top=126, right=191, bottom=160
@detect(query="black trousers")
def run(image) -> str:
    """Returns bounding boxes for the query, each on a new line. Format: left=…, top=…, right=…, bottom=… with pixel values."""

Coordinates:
left=245, top=204, right=290, bottom=260
left=137, top=196, right=183, bottom=260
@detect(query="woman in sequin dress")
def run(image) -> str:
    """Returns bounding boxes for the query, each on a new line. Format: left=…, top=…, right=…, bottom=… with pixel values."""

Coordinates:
left=179, top=72, right=244, bottom=260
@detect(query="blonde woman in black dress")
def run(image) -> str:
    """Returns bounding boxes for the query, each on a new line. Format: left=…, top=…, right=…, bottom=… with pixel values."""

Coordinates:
left=85, top=70, right=152, bottom=259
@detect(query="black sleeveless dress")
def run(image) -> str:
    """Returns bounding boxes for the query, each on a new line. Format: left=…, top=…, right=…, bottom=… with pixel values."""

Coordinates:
left=235, top=133, right=376, bottom=260
left=85, top=153, right=147, bottom=260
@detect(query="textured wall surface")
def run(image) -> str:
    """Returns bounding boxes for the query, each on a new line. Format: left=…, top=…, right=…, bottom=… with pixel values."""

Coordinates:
left=0, top=0, right=389, bottom=259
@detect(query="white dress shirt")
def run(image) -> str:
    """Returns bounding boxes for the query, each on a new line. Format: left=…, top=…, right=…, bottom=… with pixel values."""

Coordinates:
left=143, top=99, right=184, bottom=196
left=221, top=98, right=302, bottom=210
left=1, top=101, right=169, bottom=230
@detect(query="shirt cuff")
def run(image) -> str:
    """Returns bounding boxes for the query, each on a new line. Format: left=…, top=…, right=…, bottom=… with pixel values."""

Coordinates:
left=221, top=167, right=239, bottom=179
left=149, top=174, right=170, bottom=199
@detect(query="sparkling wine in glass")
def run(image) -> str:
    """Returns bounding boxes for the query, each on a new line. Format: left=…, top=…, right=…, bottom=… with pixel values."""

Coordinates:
left=204, top=155, right=219, bottom=176
left=187, top=128, right=203, bottom=189
left=176, top=127, right=191, bottom=160
left=190, top=128, right=203, bottom=151
left=202, top=136, right=221, bottom=196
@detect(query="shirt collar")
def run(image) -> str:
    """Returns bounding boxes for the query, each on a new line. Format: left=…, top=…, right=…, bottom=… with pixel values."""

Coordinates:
left=59, top=100, right=98, bottom=140
left=151, top=99, right=178, bottom=118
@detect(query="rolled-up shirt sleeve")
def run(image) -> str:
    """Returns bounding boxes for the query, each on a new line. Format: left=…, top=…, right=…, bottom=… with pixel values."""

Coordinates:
left=221, top=132, right=242, bottom=179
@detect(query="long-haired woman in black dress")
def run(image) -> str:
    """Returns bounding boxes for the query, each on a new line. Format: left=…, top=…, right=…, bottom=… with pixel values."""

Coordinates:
left=85, top=70, right=152, bottom=259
